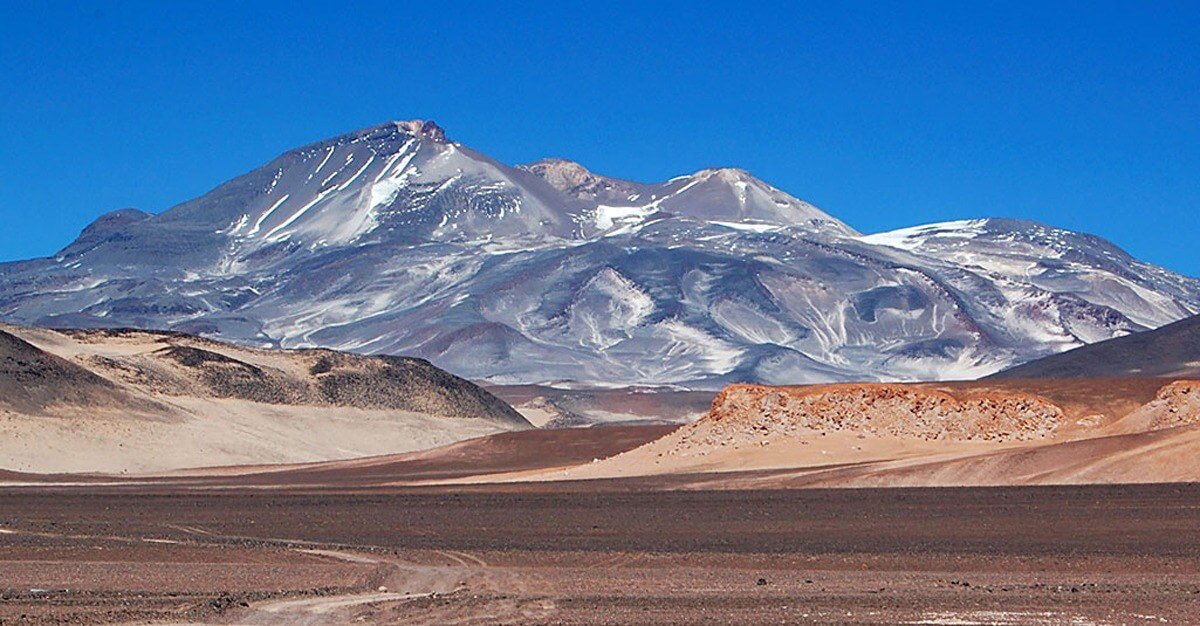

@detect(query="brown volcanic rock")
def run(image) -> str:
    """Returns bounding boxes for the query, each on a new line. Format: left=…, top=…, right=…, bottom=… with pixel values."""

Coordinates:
left=152, top=344, right=309, bottom=405
left=301, top=350, right=528, bottom=424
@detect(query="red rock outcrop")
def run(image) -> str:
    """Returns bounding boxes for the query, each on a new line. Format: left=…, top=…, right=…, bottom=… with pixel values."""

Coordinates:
left=702, top=383, right=1063, bottom=444
left=1147, top=380, right=1200, bottom=430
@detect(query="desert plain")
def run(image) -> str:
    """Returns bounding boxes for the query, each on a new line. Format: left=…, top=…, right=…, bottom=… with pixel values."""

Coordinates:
left=4, top=325, right=1200, bottom=625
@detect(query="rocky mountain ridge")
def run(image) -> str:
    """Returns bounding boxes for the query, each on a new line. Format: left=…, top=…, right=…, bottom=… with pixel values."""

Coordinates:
left=1, top=120, right=1197, bottom=387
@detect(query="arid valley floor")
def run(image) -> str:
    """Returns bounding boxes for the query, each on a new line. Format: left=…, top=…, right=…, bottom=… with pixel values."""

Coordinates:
left=4, top=425, right=1200, bottom=626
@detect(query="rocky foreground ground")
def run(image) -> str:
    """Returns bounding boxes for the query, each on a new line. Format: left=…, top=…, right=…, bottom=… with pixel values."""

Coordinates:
left=2, top=483, right=1200, bottom=625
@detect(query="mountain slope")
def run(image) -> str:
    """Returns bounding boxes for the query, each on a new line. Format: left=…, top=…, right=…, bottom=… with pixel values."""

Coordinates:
left=990, top=314, right=1200, bottom=379
left=0, top=120, right=1197, bottom=388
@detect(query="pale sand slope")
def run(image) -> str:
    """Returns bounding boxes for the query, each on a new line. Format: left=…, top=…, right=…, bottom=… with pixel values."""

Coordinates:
left=510, top=380, right=1200, bottom=486
left=0, top=400, right=505, bottom=474
left=780, top=423, right=1200, bottom=488
left=0, top=324, right=526, bottom=474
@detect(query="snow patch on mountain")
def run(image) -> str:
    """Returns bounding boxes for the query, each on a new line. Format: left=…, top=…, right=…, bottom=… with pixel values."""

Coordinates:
left=859, top=219, right=990, bottom=250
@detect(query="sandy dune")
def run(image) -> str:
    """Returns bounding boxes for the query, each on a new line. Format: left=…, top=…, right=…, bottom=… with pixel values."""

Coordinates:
left=0, top=324, right=528, bottom=473
left=791, top=423, right=1200, bottom=487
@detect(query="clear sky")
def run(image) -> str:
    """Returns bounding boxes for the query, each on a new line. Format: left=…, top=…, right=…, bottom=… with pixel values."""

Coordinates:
left=2, top=1, right=1197, bottom=275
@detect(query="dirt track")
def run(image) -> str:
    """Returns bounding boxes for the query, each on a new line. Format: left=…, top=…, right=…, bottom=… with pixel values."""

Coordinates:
left=3, top=483, right=1200, bottom=625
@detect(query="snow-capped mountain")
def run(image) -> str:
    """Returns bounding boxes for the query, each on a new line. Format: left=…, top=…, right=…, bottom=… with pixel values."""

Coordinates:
left=2, top=120, right=1197, bottom=388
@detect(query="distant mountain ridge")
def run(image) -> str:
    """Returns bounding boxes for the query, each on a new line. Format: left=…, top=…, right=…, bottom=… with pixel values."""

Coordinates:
left=991, top=314, right=1200, bottom=379
left=0, top=119, right=1197, bottom=388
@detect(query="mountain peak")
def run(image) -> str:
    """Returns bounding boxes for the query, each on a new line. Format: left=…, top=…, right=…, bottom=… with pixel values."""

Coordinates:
left=649, top=167, right=858, bottom=236
left=521, top=158, right=648, bottom=204
left=389, top=119, right=447, bottom=142
left=522, top=157, right=594, bottom=182
left=352, top=119, right=448, bottom=143
left=58, top=207, right=153, bottom=259
left=693, top=167, right=753, bottom=181
left=273, top=120, right=451, bottom=166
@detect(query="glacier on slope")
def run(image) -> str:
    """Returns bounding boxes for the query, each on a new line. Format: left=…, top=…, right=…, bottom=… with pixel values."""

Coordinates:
left=1, top=120, right=1197, bottom=388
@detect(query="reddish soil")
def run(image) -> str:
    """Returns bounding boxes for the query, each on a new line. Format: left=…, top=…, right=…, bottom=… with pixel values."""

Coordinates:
left=208, top=423, right=679, bottom=486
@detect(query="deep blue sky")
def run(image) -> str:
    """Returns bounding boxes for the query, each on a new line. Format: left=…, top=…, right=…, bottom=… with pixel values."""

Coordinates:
left=2, top=1, right=1197, bottom=275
